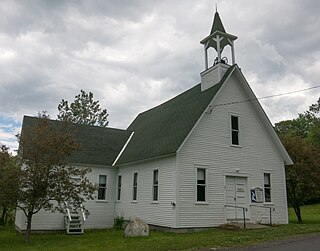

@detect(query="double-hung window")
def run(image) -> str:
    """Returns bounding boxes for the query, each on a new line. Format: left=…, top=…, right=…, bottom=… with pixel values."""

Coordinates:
left=117, top=175, right=122, bottom=201
left=264, top=173, right=271, bottom=202
left=197, top=168, right=206, bottom=202
left=132, top=172, right=138, bottom=201
left=231, top=115, right=240, bottom=145
left=153, top=170, right=159, bottom=201
left=98, top=175, right=107, bottom=200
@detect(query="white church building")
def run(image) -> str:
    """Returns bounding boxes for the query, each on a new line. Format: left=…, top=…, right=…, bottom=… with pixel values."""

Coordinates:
left=15, top=11, right=293, bottom=233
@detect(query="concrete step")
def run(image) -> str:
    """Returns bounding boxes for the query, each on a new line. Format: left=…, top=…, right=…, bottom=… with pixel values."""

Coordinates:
left=220, top=222, right=270, bottom=229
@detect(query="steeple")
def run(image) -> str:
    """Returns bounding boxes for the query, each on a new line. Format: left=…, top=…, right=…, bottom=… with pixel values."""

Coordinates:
left=210, top=11, right=226, bottom=34
left=200, top=10, right=237, bottom=91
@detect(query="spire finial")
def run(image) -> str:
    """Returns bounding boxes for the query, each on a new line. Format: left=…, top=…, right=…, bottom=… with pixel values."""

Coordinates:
left=215, top=3, right=218, bottom=13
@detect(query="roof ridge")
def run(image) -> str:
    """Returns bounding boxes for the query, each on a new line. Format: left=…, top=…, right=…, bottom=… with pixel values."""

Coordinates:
left=134, top=83, right=202, bottom=118
left=23, top=115, right=128, bottom=132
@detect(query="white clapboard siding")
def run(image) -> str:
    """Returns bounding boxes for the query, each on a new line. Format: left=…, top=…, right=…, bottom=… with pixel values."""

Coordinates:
left=83, top=165, right=117, bottom=229
left=115, top=155, right=176, bottom=228
left=15, top=165, right=117, bottom=231
left=176, top=73, right=288, bottom=228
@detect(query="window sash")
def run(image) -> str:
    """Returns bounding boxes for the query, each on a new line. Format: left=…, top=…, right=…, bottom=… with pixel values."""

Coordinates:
left=231, top=115, right=240, bottom=145
left=197, top=168, right=206, bottom=202
left=133, top=173, right=138, bottom=201
left=153, top=170, right=159, bottom=201
left=98, top=175, right=107, bottom=200
left=231, top=116, right=239, bottom=130
left=264, top=173, right=271, bottom=202
left=117, top=175, right=122, bottom=201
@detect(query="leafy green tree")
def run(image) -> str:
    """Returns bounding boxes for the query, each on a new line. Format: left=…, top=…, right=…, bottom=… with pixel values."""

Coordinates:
left=281, top=135, right=320, bottom=223
left=274, top=98, right=320, bottom=222
left=57, top=90, right=109, bottom=127
left=17, top=115, right=96, bottom=242
left=0, top=145, right=19, bottom=225
left=309, top=97, right=320, bottom=114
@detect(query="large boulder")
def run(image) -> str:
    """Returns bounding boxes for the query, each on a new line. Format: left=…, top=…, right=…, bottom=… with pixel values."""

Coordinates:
left=123, top=218, right=149, bottom=237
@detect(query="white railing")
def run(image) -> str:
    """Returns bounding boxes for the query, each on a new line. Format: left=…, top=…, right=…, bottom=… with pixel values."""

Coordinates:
left=64, top=201, right=72, bottom=221
left=80, top=204, right=86, bottom=222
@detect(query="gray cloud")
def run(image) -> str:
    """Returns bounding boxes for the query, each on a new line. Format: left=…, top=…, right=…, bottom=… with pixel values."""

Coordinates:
left=0, top=0, right=319, bottom=151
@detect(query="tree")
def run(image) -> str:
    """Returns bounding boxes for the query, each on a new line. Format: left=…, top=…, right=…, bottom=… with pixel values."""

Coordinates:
left=0, top=145, right=19, bottom=225
left=281, top=135, right=320, bottom=223
left=274, top=98, right=320, bottom=222
left=309, top=97, right=320, bottom=114
left=57, top=90, right=109, bottom=127
left=17, top=115, right=96, bottom=242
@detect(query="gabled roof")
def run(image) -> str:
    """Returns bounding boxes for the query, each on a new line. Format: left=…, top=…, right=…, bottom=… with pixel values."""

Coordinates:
left=21, top=116, right=131, bottom=166
left=116, top=65, right=236, bottom=165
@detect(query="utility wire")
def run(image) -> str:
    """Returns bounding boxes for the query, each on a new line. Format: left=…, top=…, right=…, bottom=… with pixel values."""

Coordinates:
left=212, top=85, right=320, bottom=108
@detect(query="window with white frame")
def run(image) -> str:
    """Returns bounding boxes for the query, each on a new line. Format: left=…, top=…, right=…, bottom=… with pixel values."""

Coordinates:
left=98, top=175, right=107, bottom=200
left=264, top=173, right=271, bottom=202
left=153, top=169, right=159, bottom=201
left=231, top=115, right=240, bottom=145
left=132, top=172, right=138, bottom=201
left=197, top=168, right=206, bottom=202
left=117, top=175, right=122, bottom=201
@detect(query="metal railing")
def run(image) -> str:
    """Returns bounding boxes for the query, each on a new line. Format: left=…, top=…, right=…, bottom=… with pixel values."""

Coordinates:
left=250, top=204, right=275, bottom=226
left=225, top=204, right=248, bottom=229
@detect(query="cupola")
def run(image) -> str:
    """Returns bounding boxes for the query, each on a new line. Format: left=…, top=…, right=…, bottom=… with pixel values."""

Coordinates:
left=200, top=11, right=237, bottom=91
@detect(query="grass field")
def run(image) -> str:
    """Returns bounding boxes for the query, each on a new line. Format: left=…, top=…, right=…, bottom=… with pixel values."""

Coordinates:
left=1, top=204, right=319, bottom=251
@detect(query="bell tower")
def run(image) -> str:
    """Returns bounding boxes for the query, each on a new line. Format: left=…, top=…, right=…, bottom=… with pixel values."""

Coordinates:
left=200, top=11, right=237, bottom=91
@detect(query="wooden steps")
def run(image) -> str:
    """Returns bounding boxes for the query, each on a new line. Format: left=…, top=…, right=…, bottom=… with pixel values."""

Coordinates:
left=65, top=214, right=84, bottom=235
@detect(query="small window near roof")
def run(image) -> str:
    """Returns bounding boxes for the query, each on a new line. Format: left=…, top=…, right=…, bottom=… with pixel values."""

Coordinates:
left=231, top=115, right=239, bottom=145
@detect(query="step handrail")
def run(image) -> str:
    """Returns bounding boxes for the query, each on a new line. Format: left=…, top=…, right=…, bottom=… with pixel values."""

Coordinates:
left=64, top=202, right=72, bottom=221
left=80, top=204, right=86, bottom=222
left=249, top=204, right=275, bottom=225
left=225, top=204, right=248, bottom=229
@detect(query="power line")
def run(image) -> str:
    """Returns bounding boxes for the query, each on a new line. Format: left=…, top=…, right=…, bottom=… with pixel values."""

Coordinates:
left=212, top=85, right=320, bottom=108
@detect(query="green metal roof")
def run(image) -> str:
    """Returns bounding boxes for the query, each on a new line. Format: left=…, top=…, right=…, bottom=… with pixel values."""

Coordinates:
left=21, top=116, right=132, bottom=166
left=210, top=11, right=226, bottom=34
left=117, top=65, right=235, bottom=164
left=21, top=66, right=235, bottom=166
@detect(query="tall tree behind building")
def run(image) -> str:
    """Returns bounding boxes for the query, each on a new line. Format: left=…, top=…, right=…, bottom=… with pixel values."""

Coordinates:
left=274, top=98, right=320, bottom=223
left=57, top=89, right=109, bottom=127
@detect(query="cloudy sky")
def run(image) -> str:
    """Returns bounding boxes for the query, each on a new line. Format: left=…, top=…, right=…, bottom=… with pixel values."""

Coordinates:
left=1, top=0, right=320, bottom=152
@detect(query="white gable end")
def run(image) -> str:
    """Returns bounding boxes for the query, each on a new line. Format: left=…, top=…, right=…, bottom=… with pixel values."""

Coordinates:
left=176, top=71, right=289, bottom=228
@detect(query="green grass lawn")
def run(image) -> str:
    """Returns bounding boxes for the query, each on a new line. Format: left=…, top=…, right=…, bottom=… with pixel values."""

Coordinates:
left=1, top=204, right=320, bottom=251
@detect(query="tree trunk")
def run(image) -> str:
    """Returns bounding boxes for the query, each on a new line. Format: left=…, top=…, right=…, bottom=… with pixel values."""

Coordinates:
left=24, top=213, right=33, bottom=242
left=0, top=206, right=7, bottom=225
left=293, top=204, right=303, bottom=223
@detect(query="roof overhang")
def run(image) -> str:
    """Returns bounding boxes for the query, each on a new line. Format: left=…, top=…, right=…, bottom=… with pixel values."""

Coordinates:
left=200, top=31, right=238, bottom=50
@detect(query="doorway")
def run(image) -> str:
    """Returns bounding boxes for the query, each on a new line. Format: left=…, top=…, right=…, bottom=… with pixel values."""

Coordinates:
left=225, top=176, right=248, bottom=220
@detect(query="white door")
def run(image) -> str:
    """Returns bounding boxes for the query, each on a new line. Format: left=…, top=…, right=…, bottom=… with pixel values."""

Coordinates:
left=226, top=176, right=247, bottom=220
